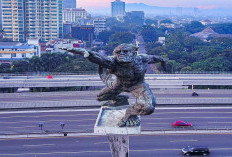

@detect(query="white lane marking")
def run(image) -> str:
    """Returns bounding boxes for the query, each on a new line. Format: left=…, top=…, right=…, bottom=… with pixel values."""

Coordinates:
left=0, top=114, right=97, bottom=119
left=24, top=144, right=55, bottom=147
left=94, top=142, right=109, bottom=145
left=208, top=122, right=232, bottom=124
left=146, top=123, right=169, bottom=125
left=0, top=150, right=110, bottom=156
left=0, top=109, right=100, bottom=114
left=0, top=119, right=96, bottom=124
left=7, top=126, right=35, bottom=129
left=144, top=117, right=232, bottom=120
left=1, top=106, right=232, bottom=114
left=170, top=140, right=198, bottom=143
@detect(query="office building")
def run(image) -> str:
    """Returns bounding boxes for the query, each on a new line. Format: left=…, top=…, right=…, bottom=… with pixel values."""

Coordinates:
left=63, top=0, right=76, bottom=9
left=0, top=39, right=41, bottom=60
left=63, top=8, right=87, bottom=23
left=111, top=0, right=125, bottom=17
left=71, top=25, right=94, bottom=44
left=1, top=0, right=63, bottom=42
left=93, top=18, right=106, bottom=35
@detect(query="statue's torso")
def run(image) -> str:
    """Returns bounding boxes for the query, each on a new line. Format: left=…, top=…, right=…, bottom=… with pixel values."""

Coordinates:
left=110, top=57, right=147, bottom=87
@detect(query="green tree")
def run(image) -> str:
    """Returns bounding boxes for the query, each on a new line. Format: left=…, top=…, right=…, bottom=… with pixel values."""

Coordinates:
left=98, top=31, right=115, bottom=44
left=109, top=32, right=135, bottom=45
left=185, top=21, right=205, bottom=34
left=29, top=56, right=42, bottom=72
left=12, top=60, right=30, bottom=72
left=145, top=19, right=158, bottom=26
left=140, top=26, right=163, bottom=42
left=211, top=23, right=232, bottom=34
left=160, top=19, right=173, bottom=24
left=0, top=63, right=11, bottom=73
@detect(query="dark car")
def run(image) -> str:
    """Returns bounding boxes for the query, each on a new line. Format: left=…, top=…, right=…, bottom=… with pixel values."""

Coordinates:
left=182, top=146, right=210, bottom=156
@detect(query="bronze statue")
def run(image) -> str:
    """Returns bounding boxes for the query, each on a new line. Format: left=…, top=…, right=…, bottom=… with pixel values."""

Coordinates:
left=61, top=44, right=166, bottom=127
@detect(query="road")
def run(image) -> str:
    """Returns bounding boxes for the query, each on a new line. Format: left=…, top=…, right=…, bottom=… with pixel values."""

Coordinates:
left=1, top=106, right=232, bottom=134
left=0, top=134, right=232, bottom=157
left=1, top=73, right=232, bottom=88
left=1, top=89, right=232, bottom=109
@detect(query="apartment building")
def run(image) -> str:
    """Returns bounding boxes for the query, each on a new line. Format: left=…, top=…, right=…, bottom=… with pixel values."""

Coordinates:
left=1, top=0, right=63, bottom=42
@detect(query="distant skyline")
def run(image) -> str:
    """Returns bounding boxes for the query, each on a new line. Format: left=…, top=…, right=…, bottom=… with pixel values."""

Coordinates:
left=76, top=0, right=232, bottom=9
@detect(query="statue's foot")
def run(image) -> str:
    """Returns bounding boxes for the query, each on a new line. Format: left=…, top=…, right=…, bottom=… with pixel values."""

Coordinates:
left=101, top=100, right=129, bottom=107
left=101, top=101, right=116, bottom=107
left=101, top=95, right=130, bottom=107
left=118, top=116, right=140, bottom=127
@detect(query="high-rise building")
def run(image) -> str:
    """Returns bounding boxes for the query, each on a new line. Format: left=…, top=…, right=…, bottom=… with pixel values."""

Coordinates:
left=63, top=0, right=76, bottom=9
left=1, top=0, right=63, bottom=42
left=111, top=0, right=125, bottom=17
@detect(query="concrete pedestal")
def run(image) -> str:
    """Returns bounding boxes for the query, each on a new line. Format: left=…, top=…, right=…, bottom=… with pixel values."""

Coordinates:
left=94, top=106, right=141, bottom=157
left=108, top=135, right=129, bottom=157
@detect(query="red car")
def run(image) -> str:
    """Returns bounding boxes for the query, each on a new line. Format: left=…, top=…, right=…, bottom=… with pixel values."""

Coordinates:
left=172, top=121, right=192, bottom=127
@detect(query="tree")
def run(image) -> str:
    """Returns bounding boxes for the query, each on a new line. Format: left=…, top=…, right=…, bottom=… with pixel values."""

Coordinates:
left=0, top=63, right=11, bottom=73
left=145, top=19, right=158, bottom=26
left=29, top=56, right=42, bottom=72
left=211, top=37, right=232, bottom=49
left=140, top=26, right=162, bottom=42
left=98, top=31, right=115, bottom=44
left=109, top=32, right=135, bottom=45
left=211, top=23, right=232, bottom=34
left=185, top=21, right=205, bottom=34
left=160, top=19, right=173, bottom=24
left=192, top=56, right=232, bottom=71
left=12, top=60, right=30, bottom=73
left=184, top=36, right=204, bottom=52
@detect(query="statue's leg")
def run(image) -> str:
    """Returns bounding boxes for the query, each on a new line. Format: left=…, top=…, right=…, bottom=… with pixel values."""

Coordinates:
left=118, top=83, right=156, bottom=127
left=97, top=87, right=129, bottom=106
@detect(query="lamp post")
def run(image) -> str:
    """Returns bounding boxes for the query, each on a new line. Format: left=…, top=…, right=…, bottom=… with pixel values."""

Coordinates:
left=38, top=122, right=44, bottom=132
left=60, top=122, right=65, bottom=131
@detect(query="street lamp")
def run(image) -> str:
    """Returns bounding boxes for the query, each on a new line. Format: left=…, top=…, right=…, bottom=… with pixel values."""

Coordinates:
left=38, top=122, right=44, bottom=131
left=60, top=122, right=65, bottom=130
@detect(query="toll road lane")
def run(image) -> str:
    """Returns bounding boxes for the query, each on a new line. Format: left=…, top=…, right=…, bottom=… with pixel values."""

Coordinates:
left=0, top=134, right=232, bottom=157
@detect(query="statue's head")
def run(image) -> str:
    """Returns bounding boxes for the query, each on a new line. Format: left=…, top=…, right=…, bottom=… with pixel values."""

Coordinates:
left=113, top=43, right=138, bottom=63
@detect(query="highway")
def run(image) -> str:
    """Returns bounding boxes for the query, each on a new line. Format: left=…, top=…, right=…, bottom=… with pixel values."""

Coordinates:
left=0, top=134, right=232, bottom=157
left=1, top=74, right=232, bottom=88
left=1, top=106, right=232, bottom=134
left=1, top=89, right=232, bottom=109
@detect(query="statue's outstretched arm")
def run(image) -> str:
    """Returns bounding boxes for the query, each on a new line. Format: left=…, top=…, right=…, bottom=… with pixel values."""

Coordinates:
left=60, top=48, right=115, bottom=69
left=141, top=54, right=166, bottom=70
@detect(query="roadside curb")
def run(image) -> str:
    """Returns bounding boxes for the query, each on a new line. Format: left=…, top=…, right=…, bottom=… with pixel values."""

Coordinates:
left=1, top=130, right=232, bottom=139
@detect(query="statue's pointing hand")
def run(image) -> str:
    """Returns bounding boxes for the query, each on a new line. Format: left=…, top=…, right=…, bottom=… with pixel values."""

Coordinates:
left=59, top=47, right=89, bottom=58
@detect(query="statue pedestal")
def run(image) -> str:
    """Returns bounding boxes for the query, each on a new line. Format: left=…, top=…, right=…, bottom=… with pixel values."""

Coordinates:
left=94, top=106, right=141, bottom=157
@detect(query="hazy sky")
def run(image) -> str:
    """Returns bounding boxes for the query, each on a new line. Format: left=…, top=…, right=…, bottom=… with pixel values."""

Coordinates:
left=77, top=0, right=232, bottom=9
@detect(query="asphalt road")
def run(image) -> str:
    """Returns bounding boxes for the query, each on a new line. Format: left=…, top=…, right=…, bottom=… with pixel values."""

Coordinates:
left=1, top=106, right=232, bottom=134
left=0, top=134, right=232, bottom=157
left=0, top=89, right=232, bottom=103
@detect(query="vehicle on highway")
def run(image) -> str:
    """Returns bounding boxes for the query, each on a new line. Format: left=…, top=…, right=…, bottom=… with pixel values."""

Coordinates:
left=172, top=120, right=192, bottom=127
left=3, top=74, right=9, bottom=79
left=192, top=91, right=199, bottom=96
left=16, top=87, right=30, bottom=93
left=46, top=75, right=53, bottom=79
left=182, top=145, right=210, bottom=156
